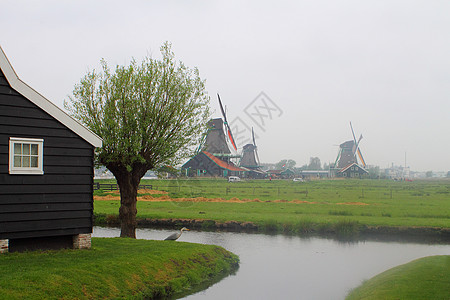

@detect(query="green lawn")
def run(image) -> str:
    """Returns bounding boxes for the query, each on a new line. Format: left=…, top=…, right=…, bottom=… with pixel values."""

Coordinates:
left=94, top=178, right=450, bottom=234
left=0, top=238, right=238, bottom=299
left=346, top=255, right=450, bottom=300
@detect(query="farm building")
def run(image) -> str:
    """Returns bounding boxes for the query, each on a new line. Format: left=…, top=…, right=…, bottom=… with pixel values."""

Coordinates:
left=337, top=163, right=368, bottom=178
left=0, top=46, right=102, bottom=253
left=182, top=151, right=247, bottom=177
left=296, top=170, right=330, bottom=179
left=267, top=169, right=295, bottom=179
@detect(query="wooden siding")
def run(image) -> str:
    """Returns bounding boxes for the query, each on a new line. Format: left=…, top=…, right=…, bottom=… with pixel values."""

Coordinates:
left=183, top=152, right=223, bottom=176
left=0, top=70, right=94, bottom=239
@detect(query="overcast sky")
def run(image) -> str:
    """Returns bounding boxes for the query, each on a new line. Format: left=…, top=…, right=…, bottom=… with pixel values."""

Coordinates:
left=1, top=0, right=449, bottom=172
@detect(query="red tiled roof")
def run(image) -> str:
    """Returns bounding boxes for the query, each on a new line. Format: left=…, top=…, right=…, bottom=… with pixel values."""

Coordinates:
left=202, top=151, right=247, bottom=172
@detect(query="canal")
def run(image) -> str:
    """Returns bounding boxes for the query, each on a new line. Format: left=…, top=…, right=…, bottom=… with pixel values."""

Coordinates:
left=93, top=227, right=450, bottom=299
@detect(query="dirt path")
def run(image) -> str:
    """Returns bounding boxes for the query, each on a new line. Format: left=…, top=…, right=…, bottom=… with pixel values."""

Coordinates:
left=94, top=190, right=369, bottom=205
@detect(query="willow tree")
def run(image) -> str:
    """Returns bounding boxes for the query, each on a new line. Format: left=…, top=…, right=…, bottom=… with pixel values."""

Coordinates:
left=64, top=42, right=210, bottom=238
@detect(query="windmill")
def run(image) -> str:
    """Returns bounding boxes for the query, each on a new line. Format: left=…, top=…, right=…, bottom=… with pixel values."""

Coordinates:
left=194, top=94, right=239, bottom=164
left=240, top=128, right=261, bottom=169
left=183, top=94, right=246, bottom=178
left=334, top=122, right=367, bottom=169
left=239, top=128, right=266, bottom=178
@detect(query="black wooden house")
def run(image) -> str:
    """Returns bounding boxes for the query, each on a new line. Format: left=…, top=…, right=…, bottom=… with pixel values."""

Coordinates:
left=337, top=163, right=368, bottom=179
left=0, top=46, right=102, bottom=252
left=182, top=151, right=247, bottom=177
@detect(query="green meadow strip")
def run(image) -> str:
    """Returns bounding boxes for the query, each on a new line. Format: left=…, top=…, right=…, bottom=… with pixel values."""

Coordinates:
left=0, top=238, right=239, bottom=299
left=346, top=255, right=450, bottom=300
left=94, top=179, right=450, bottom=237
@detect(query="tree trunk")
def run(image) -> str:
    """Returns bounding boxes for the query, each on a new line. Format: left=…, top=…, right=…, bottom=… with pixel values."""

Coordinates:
left=116, top=172, right=139, bottom=238
left=106, top=162, right=149, bottom=238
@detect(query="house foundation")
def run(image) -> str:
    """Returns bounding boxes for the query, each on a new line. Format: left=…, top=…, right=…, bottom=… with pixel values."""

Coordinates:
left=0, top=239, right=9, bottom=253
left=73, top=234, right=91, bottom=249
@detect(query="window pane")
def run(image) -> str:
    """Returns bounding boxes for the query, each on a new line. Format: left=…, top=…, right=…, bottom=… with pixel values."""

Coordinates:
left=14, top=143, right=22, bottom=155
left=23, top=156, right=30, bottom=167
left=31, top=144, right=38, bottom=155
left=23, top=144, right=30, bottom=155
left=9, top=139, right=44, bottom=174
left=14, top=156, right=21, bottom=167
left=31, top=156, right=38, bottom=168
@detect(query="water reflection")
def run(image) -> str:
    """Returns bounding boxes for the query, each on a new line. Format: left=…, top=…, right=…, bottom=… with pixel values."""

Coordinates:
left=93, top=227, right=450, bottom=300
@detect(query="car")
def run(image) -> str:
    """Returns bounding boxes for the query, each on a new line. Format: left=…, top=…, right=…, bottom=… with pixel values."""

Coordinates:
left=292, top=178, right=304, bottom=182
left=228, top=176, right=241, bottom=182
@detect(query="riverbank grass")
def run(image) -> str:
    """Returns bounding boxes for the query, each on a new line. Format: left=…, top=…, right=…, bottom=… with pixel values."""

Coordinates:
left=346, top=255, right=450, bottom=300
left=0, top=238, right=239, bottom=299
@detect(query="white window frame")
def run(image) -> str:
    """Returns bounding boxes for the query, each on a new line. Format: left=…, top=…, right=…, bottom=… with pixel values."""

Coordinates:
left=9, top=137, right=44, bottom=175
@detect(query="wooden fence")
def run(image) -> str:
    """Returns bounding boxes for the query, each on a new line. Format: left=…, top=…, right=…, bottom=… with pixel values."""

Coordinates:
left=93, top=183, right=153, bottom=191
left=93, top=183, right=311, bottom=198
left=148, top=185, right=309, bottom=197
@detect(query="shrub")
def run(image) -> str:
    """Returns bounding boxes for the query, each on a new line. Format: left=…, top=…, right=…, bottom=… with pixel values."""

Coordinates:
left=333, top=220, right=360, bottom=237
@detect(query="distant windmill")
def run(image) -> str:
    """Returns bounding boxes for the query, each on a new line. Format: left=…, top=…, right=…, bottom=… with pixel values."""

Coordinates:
left=240, top=128, right=261, bottom=169
left=334, top=122, right=367, bottom=169
left=238, top=128, right=266, bottom=178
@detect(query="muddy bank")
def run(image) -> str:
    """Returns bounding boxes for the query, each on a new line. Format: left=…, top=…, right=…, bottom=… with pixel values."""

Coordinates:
left=94, top=214, right=450, bottom=242
left=361, top=225, right=450, bottom=243
left=95, top=214, right=258, bottom=231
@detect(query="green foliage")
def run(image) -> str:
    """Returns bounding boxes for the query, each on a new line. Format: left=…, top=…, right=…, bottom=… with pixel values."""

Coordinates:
left=66, top=42, right=210, bottom=237
left=333, top=220, right=361, bottom=237
left=65, top=41, right=210, bottom=171
left=275, top=159, right=296, bottom=169
left=261, top=219, right=281, bottom=232
left=367, top=166, right=380, bottom=179
left=307, top=157, right=321, bottom=170
left=155, top=165, right=180, bottom=178
left=0, top=238, right=238, bottom=299
left=346, top=256, right=450, bottom=300
left=201, top=220, right=217, bottom=230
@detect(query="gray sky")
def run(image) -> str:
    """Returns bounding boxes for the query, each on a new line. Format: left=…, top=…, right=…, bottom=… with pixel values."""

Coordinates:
left=1, top=0, right=449, bottom=172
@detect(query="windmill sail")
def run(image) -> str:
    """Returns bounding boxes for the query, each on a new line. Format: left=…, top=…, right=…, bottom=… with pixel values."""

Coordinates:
left=217, top=93, right=237, bottom=151
left=350, top=121, right=358, bottom=155
left=357, top=148, right=366, bottom=168
left=252, top=127, right=261, bottom=166
left=195, top=129, right=209, bottom=154
left=227, top=130, right=237, bottom=151
left=334, top=148, right=342, bottom=167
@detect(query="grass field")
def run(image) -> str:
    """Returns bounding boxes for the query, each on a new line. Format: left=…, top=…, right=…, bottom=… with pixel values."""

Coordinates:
left=346, top=255, right=450, bottom=300
left=94, top=178, right=450, bottom=235
left=0, top=238, right=238, bottom=299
